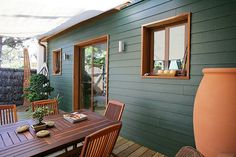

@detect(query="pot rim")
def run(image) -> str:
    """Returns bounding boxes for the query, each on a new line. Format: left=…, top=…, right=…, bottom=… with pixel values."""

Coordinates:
left=203, top=68, right=236, bottom=74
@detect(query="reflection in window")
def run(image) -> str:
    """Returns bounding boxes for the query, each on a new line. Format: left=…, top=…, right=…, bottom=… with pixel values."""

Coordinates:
left=154, top=30, right=165, bottom=71
left=81, top=43, right=107, bottom=113
left=169, top=25, right=185, bottom=70
left=52, top=49, right=62, bottom=75
left=152, top=24, right=187, bottom=74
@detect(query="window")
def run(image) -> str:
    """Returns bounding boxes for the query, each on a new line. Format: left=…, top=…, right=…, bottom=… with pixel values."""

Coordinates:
left=52, top=49, right=62, bottom=75
left=141, top=13, right=191, bottom=79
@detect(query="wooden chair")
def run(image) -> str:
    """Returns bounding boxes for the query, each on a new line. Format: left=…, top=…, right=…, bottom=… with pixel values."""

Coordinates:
left=31, top=99, right=59, bottom=115
left=0, top=104, right=17, bottom=125
left=175, top=146, right=204, bottom=157
left=57, top=123, right=122, bottom=157
left=104, top=100, right=125, bottom=121
left=66, top=100, right=124, bottom=154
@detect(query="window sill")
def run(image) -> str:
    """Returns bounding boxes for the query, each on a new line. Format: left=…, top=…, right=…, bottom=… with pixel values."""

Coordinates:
left=52, top=73, right=62, bottom=76
left=142, top=75, right=189, bottom=79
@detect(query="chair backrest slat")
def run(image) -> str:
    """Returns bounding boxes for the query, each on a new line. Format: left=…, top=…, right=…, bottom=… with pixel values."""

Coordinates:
left=0, top=105, right=17, bottom=125
left=31, top=99, right=59, bottom=115
left=80, top=123, right=122, bottom=157
left=6, top=109, right=9, bottom=124
left=104, top=100, right=125, bottom=121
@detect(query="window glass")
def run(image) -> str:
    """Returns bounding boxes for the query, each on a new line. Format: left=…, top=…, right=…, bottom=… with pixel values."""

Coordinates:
left=154, top=30, right=165, bottom=71
left=169, top=25, right=185, bottom=70
left=80, top=43, right=107, bottom=113
left=53, top=50, right=61, bottom=75
left=141, top=13, right=190, bottom=78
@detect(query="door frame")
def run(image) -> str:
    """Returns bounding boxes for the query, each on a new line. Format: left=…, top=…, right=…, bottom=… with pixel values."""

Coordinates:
left=73, top=35, right=109, bottom=111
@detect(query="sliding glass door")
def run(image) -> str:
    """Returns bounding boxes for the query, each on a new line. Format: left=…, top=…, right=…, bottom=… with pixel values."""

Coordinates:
left=80, top=42, right=107, bottom=114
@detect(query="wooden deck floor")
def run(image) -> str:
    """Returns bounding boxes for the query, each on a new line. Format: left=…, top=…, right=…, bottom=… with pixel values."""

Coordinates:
left=112, top=137, right=165, bottom=157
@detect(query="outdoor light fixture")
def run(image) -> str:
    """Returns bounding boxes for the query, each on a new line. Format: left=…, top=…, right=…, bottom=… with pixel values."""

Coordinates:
left=118, top=41, right=125, bottom=53
left=63, top=53, right=69, bottom=60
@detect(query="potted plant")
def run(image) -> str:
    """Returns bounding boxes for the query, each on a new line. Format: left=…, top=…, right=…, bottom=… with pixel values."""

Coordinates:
left=31, top=107, right=48, bottom=132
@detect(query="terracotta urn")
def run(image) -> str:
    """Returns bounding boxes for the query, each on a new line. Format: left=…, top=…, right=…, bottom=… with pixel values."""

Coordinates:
left=193, top=68, right=236, bottom=157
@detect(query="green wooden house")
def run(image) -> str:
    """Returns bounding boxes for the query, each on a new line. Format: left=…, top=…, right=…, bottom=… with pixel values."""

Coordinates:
left=39, top=0, right=236, bottom=156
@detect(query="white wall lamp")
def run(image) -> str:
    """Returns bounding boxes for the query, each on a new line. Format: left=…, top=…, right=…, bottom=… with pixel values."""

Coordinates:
left=118, top=41, right=125, bottom=53
left=63, top=53, right=69, bottom=60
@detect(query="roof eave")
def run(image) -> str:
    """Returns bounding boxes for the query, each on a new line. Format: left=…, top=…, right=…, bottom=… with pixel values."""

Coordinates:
left=39, top=2, right=130, bottom=42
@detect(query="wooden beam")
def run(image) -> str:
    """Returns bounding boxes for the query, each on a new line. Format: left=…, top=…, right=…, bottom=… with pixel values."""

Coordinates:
left=73, top=46, right=79, bottom=111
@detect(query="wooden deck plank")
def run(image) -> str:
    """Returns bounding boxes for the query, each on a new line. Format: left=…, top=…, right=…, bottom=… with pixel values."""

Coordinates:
left=117, top=143, right=141, bottom=157
left=113, top=141, right=135, bottom=154
left=140, top=149, right=156, bottom=157
left=114, top=138, right=128, bottom=149
left=152, top=153, right=166, bottom=157
left=127, top=146, right=149, bottom=157
left=117, top=136, right=123, bottom=141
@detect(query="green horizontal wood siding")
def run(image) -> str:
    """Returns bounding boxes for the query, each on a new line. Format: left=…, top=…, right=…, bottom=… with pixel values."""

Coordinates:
left=47, top=0, right=236, bottom=156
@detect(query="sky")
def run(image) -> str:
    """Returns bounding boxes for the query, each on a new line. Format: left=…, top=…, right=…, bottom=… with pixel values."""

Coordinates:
left=0, top=0, right=130, bottom=69
left=0, top=0, right=130, bottom=37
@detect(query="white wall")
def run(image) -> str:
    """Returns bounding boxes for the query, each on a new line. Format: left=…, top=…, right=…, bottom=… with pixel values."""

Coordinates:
left=37, top=41, right=47, bottom=72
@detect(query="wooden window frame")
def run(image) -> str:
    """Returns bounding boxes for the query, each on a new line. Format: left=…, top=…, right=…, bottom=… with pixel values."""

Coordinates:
left=141, top=13, right=191, bottom=79
left=52, top=48, right=62, bottom=75
left=73, top=35, right=109, bottom=111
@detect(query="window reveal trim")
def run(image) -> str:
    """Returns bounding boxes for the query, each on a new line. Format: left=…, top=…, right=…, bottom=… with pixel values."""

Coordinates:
left=141, top=13, right=191, bottom=79
left=52, top=48, right=62, bottom=76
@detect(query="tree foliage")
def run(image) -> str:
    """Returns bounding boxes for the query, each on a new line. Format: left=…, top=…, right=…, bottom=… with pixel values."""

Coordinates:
left=84, top=46, right=106, bottom=67
left=32, top=107, right=49, bottom=124
left=0, top=36, right=30, bottom=68
left=23, top=74, right=54, bottom=102
left=1, top=37, right=29, bottom=49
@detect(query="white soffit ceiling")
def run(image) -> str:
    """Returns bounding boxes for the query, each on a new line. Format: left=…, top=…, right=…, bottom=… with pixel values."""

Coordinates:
left=0, top=0, right=130, bottom=38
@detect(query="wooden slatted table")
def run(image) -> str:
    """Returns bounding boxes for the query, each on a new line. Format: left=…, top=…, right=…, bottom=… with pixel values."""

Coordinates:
left=0, top=110, right=118, bottom=157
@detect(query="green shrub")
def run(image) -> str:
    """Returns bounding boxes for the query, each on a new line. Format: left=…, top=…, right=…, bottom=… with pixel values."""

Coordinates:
left=23, top=74, right=54, bottom=102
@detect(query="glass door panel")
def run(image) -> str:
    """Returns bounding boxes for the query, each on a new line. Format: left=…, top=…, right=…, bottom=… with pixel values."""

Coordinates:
left=80, top=46, right=93, bottom=110
left=92, top=43, right=107, bottom=115
left=80, top=42, right=107, bottom=114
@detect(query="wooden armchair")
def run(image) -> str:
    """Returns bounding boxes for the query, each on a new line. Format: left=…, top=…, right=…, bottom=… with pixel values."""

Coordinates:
left=81, top=123, right=122, bottom=157
left=58, top=123, right=122, bottom=157
left=104, top=100, right=125, bottom=121
left=31, top=99, right=59, bottom=115
left=0, top=104, right=17, bottom=125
